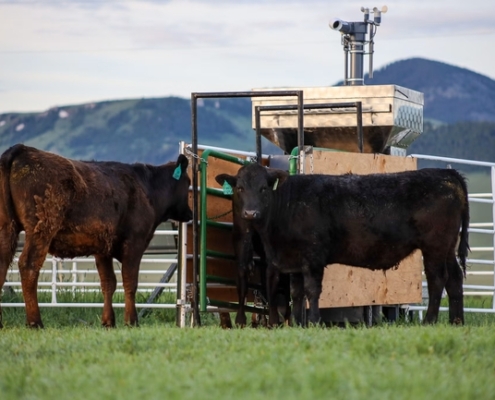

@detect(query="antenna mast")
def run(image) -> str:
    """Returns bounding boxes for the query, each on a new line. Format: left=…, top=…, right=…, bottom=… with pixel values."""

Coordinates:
left=330, top=6, right=388, bottom=85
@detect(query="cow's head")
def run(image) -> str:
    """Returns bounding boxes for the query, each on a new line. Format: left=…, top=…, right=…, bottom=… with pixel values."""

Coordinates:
left=167, top=154, right=193, bottom=222
left=215, top=163, right=288, bottom=221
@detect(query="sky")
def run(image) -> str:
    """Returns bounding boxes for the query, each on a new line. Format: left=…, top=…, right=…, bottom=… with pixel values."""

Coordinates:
left=0, top=0, right=494, bottom=114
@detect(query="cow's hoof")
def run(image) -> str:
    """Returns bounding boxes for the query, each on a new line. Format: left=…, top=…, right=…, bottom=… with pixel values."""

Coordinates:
left=235, top=314, right=247, bottom=328
left=219, top=313, right=233, bottom=329
left=26, top=321, right=44, bottom=329
left=124, top=319, right=139, bottom=328
left=101, top=321, right=116, bottom=329
left=251, top=314, right=268, bottom=328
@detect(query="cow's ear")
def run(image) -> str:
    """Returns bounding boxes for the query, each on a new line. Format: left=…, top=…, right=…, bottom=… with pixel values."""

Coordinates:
left=176, top=154, right=189, bottom=171
left=173, top=154, right=189, bottom=180
left=215, top=174, right=237, bottom=188
left=267, top=169, right=289, bottom=190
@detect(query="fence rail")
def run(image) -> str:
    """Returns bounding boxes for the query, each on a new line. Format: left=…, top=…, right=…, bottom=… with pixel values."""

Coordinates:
left=4, top=227, right=182, bottom=310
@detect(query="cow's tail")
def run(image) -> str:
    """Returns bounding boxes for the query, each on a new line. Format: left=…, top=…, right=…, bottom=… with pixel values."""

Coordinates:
left=0, top=144, right=24, bottom=256
left=452, top=169, right=470, bottom=278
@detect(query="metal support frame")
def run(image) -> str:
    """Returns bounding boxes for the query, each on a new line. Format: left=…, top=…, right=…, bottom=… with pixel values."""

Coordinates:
left=190, top=90, right=303, bottom=326
left=254, top=101, right=364, bottom=156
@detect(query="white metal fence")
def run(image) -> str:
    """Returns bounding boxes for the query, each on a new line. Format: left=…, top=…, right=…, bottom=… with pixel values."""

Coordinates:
left=408, top=154, right=495, bottom=317
left=3, top=228, right=181, bottom=311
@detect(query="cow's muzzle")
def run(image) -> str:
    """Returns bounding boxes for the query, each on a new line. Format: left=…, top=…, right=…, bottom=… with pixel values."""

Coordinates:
left=242, top=210, right=260, bottom=220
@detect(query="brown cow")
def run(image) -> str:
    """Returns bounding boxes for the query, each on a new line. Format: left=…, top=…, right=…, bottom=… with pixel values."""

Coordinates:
left=0, top=144, right=192, bottom=328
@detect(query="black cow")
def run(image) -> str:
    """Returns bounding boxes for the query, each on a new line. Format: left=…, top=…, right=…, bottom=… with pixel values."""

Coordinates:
left=216, top=163, right=470, bottom=326
left=0, top=144, right=192, bottom=328
left=215, top=169, right=291, bottom=328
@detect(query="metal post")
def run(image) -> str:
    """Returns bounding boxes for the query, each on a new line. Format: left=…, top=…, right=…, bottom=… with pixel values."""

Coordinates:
left=177, top=141, right=189, bottom=328
left=72, top=261, right=77, bottom=296
left=491, top=166, right=495, bottom=312
left=356, top=101, right=363, bottom=152
left=348, top=29, right=366, bottom=86
left=297, top=91, right=305, bottom=174
left=177, top=222, right=188, bottom=328
left=255, top=106, right=262, bottom=164
left=343, top=41, right=349, bottom=86
left=199, top=158, right=208, bottom=312
left=191, top=94, right=201, bottom=327
left=51, top=258, right=57, bottom=304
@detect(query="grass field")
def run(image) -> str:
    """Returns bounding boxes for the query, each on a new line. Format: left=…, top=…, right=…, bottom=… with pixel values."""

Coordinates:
left=1, top=296, right=495, bottom=400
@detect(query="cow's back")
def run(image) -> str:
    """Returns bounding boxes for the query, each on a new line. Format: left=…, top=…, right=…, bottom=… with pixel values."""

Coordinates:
left=3, top=144, right=154, bottom=258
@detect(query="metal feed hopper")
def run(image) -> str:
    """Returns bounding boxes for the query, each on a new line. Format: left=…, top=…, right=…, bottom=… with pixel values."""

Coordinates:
left=251, top=84, right=423, bottom=156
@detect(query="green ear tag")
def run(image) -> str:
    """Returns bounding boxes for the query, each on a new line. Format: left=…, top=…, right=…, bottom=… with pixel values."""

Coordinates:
left=273, top=178, right=279, bottom=191
left=223, top=181, right=233, bottom=195
left=172, top=165, right=182, bottom=180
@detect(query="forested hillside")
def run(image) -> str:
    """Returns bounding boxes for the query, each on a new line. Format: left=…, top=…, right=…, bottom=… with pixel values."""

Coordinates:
left=409, top=121, right=495, bottom=160
left=0, top=97, right=267, bottom=164
left=361, top=57, right=495, bottom=123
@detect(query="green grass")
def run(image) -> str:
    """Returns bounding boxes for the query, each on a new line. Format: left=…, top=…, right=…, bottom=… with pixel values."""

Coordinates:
left=1, top=290, right=179, bottom=328
left=0, top=323, right=494, bottom=399
left=1, top=295, right=495, bottom=399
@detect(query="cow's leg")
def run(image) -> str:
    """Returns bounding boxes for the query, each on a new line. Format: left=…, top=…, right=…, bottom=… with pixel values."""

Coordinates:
left=0, top=221, right=19, bottom=328
left=95, top=255, right=117, bottom=328
left=233, top=234, right=253, bottom=327
left=266, top=265, right=281, bottom=327
left=278, top=273, right=292, bottom=326
left=444, top=255, right=464, bottom=325
left=121, top=250, right=143, bottom=327
left=235, top=265, right=249, bottom=327
left=250, top=258, right=268, bottom=328
left=18, top=235, right=50, bottom=328
left=303, top=267, right=323, bottom=326
left=423, top=255, right=448, bottom=324
left=290, top=273, right=305, bottom=326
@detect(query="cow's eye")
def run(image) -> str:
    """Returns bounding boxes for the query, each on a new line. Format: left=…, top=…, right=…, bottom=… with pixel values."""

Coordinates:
left=260, top=187, right=266, bottom=193
left=237, top=187, right=244, bottom=193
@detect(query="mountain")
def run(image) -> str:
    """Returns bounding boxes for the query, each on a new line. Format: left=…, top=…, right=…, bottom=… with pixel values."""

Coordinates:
left=0, top=57, right=494, bottom=165
left=361, top=57, right=495, bottom=124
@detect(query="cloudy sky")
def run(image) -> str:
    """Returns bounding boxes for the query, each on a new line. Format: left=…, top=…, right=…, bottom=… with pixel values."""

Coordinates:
left=1, top=0, right=494, bottom=114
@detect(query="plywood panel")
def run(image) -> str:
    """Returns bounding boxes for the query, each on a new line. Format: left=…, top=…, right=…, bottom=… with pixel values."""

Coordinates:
left=305, top=150, right=417, bottom=175
left=319, top=251, right=422, bottom=308
left=304, top=150, right=422, bottom=308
